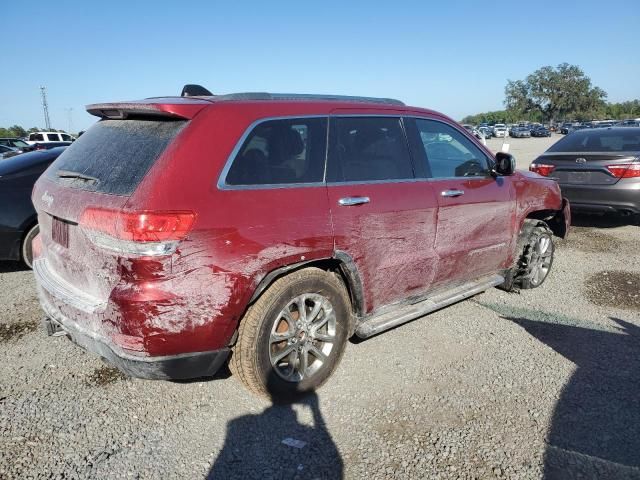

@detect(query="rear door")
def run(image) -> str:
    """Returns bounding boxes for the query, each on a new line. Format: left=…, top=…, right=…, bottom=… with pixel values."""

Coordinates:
left=409, top=117, right=515, bottom=285
left=326, top=115, right=440, bottom=314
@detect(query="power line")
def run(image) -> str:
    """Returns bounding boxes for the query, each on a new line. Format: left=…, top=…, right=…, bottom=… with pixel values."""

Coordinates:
left=40, top=86, right=51, bottom=130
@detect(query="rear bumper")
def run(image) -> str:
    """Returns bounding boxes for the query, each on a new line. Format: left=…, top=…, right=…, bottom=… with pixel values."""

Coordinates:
left=559, top=181, right=640, bottom=215
left=41, top=306, right=229, bottom=380
left=34, top=258, right=230, bottom=380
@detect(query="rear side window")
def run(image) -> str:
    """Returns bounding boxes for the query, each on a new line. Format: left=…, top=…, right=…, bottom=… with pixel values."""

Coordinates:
left=225, top=117, right=327, bottom=186
left=413, top=119, right=490, bottom=178
left=31, top=133, right=44, bottom=141
left=548, top=130, right=640, bottom=152
left=48, top=119, right=186, bottom=195
left=327, top=117, right=414, bottom=182
left=47, top=133, right=60, bottom=141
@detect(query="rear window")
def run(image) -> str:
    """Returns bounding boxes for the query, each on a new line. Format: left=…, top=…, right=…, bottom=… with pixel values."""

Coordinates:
left=47, top=119, right=186, bottom=195
left=225, top=117, right=327, bottom=186
left=548, top=130, right=640, bottom=153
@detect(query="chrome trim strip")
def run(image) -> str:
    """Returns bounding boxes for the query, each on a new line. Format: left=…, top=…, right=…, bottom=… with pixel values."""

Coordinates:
left=34, top=259, right=106, bottom=313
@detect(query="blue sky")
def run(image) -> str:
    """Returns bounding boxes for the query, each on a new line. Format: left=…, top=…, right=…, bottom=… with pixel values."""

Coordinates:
left=2, top=0, right=639, bottom=131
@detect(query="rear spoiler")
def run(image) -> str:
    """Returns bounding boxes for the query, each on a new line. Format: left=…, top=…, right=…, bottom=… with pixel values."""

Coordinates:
left=86, top=97, right=213, bottom=120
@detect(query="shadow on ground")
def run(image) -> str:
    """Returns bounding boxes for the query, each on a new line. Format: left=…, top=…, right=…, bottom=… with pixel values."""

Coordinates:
left=571, top=212, right=639, bottom=228
left=507, top=315, right=640, bottom=480
left=208, top=381, right=342, bottom=480
left=0, top=261, right=29, bottom=273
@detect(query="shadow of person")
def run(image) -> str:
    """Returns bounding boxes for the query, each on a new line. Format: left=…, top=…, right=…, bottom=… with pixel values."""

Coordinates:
left=207, top=379, right=343, bottom=480
left=506, top=315, right=640, bottom=479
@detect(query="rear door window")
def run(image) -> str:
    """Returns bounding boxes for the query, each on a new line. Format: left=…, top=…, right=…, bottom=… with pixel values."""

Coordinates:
left=327, top=117, right=414, bottom=182
left=47, top=119, right=186, bottom=195
left=224, top=117, right=328, bottom=186
left=46, top=133, right=60, bottom=141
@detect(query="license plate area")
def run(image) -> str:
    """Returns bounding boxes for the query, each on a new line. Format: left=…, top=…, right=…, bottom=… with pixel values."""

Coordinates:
left=567, top=171, right=589, bottom=184
left=52, top=217, right=70, bottom=248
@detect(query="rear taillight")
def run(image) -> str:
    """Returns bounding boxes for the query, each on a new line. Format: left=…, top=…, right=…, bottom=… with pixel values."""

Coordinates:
left=606, top=164, right=640, bottom=178
left=530, top=163, right=556, bottom=176
left=79, top=207, right=196, bottom=256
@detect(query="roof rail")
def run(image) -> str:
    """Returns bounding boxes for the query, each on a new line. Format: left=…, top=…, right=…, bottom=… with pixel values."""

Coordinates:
left=208, top=92, right=405, bottom=106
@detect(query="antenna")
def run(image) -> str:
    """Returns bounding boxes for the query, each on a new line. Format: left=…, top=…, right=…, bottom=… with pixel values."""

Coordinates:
left=40, top=86, right=51, bottom=130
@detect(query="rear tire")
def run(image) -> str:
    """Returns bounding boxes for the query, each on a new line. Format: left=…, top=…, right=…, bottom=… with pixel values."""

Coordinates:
left=230, top=267, right=351, bottom=402
left=21, top=224, right=39, bottom=269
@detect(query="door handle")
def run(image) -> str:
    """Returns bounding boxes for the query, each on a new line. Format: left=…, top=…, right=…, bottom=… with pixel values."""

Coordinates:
left=338, top=196, right=370, bottom=206
left=441, top=189, right=465, bottom=197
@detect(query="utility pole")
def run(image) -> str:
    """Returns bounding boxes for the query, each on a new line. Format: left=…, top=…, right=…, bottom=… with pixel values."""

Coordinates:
left=40, top=86, right=51, bottom=130
left=65, top=107, right=73, bottom=134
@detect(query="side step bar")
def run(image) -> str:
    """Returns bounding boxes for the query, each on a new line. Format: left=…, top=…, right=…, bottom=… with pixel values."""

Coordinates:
left=355, top=274, right=504, bottom=338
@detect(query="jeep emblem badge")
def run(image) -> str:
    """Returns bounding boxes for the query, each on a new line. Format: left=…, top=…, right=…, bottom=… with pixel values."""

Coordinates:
left=41, top=191, right=54, bottom=208
left=575, top=157, right=587, bottom=164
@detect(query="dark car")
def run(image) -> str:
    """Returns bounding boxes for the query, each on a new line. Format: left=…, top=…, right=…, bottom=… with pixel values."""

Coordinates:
left=0, top=145, right=20, bottom=159
left=0, top=138, right=30, bottom=150
left=531, top=126, right=551, bottom=137
left=0, top=147, right=66, bottom=267
left=32, top=88, right=569, bottom=400
left=530, top=127, right=640, bottom=218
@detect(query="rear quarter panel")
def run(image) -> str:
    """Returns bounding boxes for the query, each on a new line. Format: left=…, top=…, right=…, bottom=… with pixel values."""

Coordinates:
left=124, top=103, right=334, bottom=354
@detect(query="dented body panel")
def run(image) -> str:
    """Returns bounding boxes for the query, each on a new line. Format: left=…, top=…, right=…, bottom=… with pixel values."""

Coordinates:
left=32, top=96, right=569, bottom=380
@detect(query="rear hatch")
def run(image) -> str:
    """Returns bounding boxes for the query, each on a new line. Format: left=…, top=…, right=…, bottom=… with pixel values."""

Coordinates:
left=32, top=99, right=209, bottom=305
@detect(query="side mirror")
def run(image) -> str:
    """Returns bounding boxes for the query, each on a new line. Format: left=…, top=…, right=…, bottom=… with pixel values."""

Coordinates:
left=493, top=152, right=516, bottom=176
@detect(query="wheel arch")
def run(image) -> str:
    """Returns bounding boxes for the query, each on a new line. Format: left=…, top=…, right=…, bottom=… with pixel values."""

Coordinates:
left=522, top=198, right=570, bottom=239
left=247, top=251, right=365, bottom=326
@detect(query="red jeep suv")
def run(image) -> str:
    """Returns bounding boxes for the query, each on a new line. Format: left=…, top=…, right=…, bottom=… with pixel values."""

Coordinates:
left=32, top=89, right=570, bottom=399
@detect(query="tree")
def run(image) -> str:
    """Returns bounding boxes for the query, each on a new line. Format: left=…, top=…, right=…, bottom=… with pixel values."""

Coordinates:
left=8, top=125, right=27, bottom=137
left=504, top=63, right=607, bottom=123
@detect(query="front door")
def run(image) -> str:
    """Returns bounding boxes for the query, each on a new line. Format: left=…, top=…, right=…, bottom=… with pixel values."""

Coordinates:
left=409, top=117, right=515, bottom=285
left=326, top=115, right=440, bottom=314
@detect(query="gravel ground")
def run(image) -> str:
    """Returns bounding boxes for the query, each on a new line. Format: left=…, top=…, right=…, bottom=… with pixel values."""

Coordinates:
left=1, top=136, right=639, bottom=480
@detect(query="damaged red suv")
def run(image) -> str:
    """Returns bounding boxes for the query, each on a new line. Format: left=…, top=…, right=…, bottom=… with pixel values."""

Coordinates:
left=32, top=87, right=570, bottom=399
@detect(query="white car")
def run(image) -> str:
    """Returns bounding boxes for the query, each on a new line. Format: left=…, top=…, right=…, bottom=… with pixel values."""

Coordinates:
left=25, top=131, right=75, bottom=145
left=492, top=124, right=507, bottom=138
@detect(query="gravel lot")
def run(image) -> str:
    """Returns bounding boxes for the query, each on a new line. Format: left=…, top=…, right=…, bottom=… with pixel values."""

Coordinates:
left=1, top=135, right=639, bottom=479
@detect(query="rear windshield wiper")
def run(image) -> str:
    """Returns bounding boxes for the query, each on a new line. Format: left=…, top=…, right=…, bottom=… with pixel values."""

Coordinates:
left=56, top=169, right=99, bottom=185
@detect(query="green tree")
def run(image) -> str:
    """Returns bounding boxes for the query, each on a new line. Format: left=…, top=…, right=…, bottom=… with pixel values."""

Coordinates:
left=8, top=125, right=27, bottom=137
left=504, top=63, right=607, bottom=123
